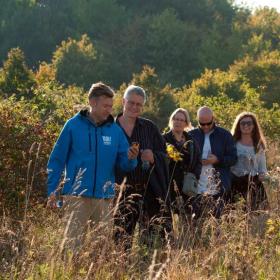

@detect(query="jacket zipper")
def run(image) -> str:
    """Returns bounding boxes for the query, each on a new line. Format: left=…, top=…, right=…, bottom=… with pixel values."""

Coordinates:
left=88, top=130, right=92, bottom=152
left=92, top=127, right=98, bottom=196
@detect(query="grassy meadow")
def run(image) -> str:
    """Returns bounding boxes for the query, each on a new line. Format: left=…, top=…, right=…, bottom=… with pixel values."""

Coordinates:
left=0, top=2, right=280, bottom=279
left=1, top=146, right=280, bottom=279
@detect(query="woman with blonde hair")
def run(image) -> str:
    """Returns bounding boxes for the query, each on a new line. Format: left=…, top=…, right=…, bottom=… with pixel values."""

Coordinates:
left=230, top=112, right=268, bottom=209
left=163, top=108, right=201, bottom=212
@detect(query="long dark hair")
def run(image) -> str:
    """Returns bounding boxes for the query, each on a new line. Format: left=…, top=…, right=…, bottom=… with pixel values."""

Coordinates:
left=231, top=112, right=266, bottom=152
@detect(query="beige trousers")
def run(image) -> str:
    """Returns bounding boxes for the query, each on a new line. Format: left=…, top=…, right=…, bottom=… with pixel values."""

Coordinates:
left=61, top=196, right=112, bottom=252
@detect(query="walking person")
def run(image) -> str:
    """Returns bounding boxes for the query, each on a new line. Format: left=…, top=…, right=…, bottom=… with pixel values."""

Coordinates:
left=230, top=112, right=268, bottom=210
left=162, top=108, right=201, bottom=215
left=113, top=85, right=170, bottom=250
left=47, top=82, right=138, bottom=252
left=189, top=106, right=237, bottom=218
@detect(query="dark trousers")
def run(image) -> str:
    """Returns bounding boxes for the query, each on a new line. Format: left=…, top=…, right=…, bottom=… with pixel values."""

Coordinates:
left=230, top=174, right=268, bottom=211
left=170, top=182, right=226, bottom=220
left=187, top=193, right=226, bottom=219
left=113, top=185, right=171, bottom=250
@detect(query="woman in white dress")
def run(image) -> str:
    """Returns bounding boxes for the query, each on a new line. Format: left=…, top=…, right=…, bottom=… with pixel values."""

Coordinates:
left=230, top=112, right=268, bottom=210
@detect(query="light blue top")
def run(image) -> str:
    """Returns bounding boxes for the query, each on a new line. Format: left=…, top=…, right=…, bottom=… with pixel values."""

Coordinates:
left=231, top=142, right=267, bottom=177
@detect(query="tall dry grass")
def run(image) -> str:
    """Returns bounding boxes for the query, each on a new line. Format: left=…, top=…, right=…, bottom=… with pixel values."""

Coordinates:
left=1, top=145, right=280, bottom=279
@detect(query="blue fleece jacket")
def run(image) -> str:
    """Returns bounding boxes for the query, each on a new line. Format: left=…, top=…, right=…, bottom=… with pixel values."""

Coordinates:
left=47, top=110, right=137, bottom=198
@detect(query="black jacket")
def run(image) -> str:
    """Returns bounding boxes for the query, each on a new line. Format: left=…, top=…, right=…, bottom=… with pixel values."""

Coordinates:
left=163, top=130, right=202, bottom=193
left=116, top=115, right=169, bottom=202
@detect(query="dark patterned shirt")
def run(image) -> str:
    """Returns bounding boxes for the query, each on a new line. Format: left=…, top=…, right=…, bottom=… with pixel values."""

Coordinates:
left=115, top=114, right=166, bottom=187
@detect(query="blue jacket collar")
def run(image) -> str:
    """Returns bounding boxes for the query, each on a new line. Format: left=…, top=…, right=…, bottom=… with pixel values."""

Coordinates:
left=79, top=109, right=114, bottom=127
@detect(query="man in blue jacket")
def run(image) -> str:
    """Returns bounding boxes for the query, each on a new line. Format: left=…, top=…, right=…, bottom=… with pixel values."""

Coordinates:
left=47, top=82, right=138, bottom=251
left=189, top=106, right=237, bottom=218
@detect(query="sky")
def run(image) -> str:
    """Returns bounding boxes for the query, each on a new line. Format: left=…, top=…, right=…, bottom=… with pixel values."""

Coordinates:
left=235, top=0, right=280, bottom=11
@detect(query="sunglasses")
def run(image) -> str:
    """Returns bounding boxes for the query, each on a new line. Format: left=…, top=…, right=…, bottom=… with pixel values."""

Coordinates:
left=199, top=120, right=213, bottom=127
left=240, top=120, right=253, bottom=127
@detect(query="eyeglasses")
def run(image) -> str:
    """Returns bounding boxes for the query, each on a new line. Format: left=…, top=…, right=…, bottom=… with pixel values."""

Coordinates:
left=199, top=120, right=213, bottom=127
left=126, top=100, right=143, bottom=108
left=173, top=117, right=186, bottom=123
left=240, top=120, right=253, bottom=127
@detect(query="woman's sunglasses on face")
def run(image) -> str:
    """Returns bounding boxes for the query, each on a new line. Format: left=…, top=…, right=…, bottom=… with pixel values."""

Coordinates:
left=240, top=120, right=253, bottom=127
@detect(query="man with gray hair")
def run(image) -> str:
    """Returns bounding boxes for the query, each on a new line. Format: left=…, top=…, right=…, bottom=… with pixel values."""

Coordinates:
left=113, top=85, right=170, bottom=250
left=189, top=106, right=237, bottom=218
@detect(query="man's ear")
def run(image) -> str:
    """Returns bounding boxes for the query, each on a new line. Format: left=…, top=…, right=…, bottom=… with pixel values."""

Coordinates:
left=89, top=97, right=97, bottom=108
left=122, top=98, right=125, bottom=106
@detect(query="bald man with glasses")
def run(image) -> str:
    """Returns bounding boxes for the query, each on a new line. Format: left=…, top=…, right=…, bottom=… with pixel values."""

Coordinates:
left=188, top=106, right=237, bottom=218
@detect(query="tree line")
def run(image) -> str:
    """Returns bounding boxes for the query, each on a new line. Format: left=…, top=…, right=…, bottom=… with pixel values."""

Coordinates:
left=0, top=1, right=279, bottom=88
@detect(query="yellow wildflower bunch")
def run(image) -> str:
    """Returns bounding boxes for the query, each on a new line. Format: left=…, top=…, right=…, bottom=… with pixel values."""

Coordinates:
left=166, top=143, right=183, bottom=162
left=266, top=218, right=280, bottom=237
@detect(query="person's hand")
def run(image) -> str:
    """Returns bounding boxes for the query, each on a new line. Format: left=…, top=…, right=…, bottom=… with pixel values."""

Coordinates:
left=141, top=149, right=154, bottom=164
left=258, top=173, right=266, bottom=182
left=47, top=192, right=57, bottom=209
left=202, top=154, right=219, bottom=165
left=128, top=143, right=139, bottom=160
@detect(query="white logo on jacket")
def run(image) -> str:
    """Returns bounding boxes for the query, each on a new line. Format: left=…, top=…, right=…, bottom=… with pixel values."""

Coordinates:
left=102, top=136, right=112, bottom=145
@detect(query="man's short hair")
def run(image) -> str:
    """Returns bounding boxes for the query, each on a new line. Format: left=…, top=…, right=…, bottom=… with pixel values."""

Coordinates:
left=88, top=82, right=115, bottom=99
left=123, top=85, right=146, bottom=103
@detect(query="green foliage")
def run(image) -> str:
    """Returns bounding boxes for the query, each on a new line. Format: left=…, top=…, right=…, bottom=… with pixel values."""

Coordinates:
left=147, top=8, right=200, bottom=85
left=32, top=82, right=87, bottom=125
left=115, top=66, right=177, bottom=129
left=35, top=62, right=56, bottom=85
left=0, top=4, right=280, bottom=279
left=198, top=4, right=245, bottom=71
left=185, top=68, right=246, bottom=101
left=183, top=48, right=280, bottom=107
left=0, top=81, right=86, bottom=214
left=52, top=35, right=97, bottom=89
left=248, top=7, right=280, bottom=51
left=2, top=1, right=279, bottom=88
left=243, top=33, right=272, bottom=57
left=0, top=0, right=79, bottom=66
left=0, top=97, right=53, bottom=214
left=0, top=48, right=35, bottom=98
left=0, top=0, right=279, bottom=216
left=179, top=89, right=280, bottom=140
left=230, top=50, right=280, bottom=106
left=80, top=0, right=127, bottom=39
